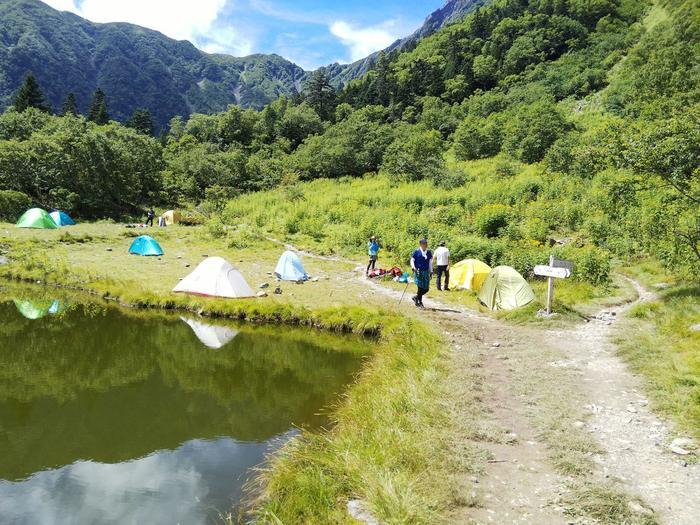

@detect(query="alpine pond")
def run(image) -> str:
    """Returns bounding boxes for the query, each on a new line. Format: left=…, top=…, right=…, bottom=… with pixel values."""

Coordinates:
left=0, top=287, right=365, bottom=524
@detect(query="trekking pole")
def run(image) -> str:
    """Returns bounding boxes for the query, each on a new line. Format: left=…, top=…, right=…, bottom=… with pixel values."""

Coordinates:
left=398, top=275, right=411, bottom=306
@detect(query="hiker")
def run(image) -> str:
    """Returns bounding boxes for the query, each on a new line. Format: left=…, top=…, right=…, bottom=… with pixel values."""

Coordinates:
left=410, top=238, right=433, bottom=308
left=434, top=240, right=450, bottom=291
left=146, top=207, right=155, bottom=227
left=366, top=236, right=381, bottom=277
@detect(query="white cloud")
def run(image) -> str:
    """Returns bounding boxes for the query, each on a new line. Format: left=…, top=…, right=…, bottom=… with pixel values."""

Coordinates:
left=330, top=20, right=399, bottom=62
left=42, top=0, right=253, bottom=57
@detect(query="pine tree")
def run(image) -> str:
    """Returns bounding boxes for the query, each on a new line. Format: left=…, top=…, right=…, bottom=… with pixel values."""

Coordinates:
left=60, top=92, right=79, bottom=116
left=304, top=70, right=336, bottom=121
left=126, top=108, right=154, bottom=135
left=13, top=74, right=50, bottom=113
left=87, top=88, right=109, bottom=124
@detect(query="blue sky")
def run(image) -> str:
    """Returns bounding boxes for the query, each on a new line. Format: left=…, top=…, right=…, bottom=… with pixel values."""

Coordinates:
left=43, top=0, right=444, bottom=70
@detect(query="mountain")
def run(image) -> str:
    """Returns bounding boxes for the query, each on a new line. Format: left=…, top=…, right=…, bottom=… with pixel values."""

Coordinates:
left=0, top=0, right=305, bottom=129
left=324, top=0, right=488, bottom=87
left=0, top=0, right=486, bottom=129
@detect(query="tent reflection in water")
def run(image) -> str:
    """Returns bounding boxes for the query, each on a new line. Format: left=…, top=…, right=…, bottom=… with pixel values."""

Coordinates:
left=477, top=266, right=536, bottom=311
left=173, top=257, right=255, bottom=299
left=14, top=299, right=61, bottom=320
left=449, top=259, right=492, bottom=291
left=275, top=251, right=308, bottom=281
left=181, top=317, right=238, bottom=349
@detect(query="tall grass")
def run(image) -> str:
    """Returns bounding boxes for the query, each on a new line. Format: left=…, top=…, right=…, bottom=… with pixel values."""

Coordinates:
left=222, top=164, right=612, bottom=286
left=251, top=318, right=456, bottom=524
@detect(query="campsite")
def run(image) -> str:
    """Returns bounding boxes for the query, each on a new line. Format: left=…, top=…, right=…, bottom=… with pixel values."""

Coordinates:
left=0, top=0, right=698, bottom=523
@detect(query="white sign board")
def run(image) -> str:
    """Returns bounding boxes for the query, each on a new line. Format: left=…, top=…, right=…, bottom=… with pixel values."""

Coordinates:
left=534, top=265, right=571, bottom=279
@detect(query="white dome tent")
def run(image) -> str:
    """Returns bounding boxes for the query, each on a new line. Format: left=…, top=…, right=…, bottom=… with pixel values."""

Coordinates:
left=181, top=317, right=239, bottom=349
left=173, top=257, right=255, bottom=299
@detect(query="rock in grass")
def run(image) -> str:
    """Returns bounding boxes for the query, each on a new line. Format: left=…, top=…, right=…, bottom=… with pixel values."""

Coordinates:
left=106, top=247, right=113, bottom=252
left=311, top=276, right=319, bottom=282
left=274, top=287, right=282, bottom=295
left=347, top=500, right=379, bottom=525
left=256, top=291, right=268, bottom=298
left=690, top=323, right=700, bottom=332
left=670, top=438, right=697, bottom=455
left=0, top=256, right=7, bottom=265
left=492, top=342, right=501, bottom=348
left=260, top=283, right=269, bottom=289
left=628, top=501, right=654, bottom=516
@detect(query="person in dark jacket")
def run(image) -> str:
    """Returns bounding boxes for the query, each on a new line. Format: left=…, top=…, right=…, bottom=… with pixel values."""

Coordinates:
left=146, top=208, right=155, bottom=227
left=410, top=238, right=433, bottom=308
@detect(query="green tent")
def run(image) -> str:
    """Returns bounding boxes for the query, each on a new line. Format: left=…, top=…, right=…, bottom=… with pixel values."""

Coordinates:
left=477, top=266, right=536, bottom=311
left=16, top=208, right=58, bottom=229
left=13, top=299, right=60, bottom=320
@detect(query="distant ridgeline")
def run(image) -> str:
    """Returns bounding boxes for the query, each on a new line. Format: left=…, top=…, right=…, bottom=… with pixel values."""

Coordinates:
left=0, top=0, right=306, bottom=129
left=0, top=0, right=485, bottom=129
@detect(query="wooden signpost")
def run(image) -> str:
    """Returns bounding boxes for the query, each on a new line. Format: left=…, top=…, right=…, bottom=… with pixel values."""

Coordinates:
left=534, top=255, right=574, bottom=314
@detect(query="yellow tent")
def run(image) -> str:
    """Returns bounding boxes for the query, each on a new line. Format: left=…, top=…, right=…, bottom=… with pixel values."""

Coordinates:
left=162, top=210, right=181, bottom=225
left=449, top=259, right=492, bottom=291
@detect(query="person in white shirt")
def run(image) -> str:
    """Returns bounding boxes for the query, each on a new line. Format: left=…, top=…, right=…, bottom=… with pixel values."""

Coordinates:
left=434, top=241, right=450, bottom=291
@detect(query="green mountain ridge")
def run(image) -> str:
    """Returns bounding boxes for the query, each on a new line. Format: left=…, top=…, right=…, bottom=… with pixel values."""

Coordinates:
left=0, top=0, right=487, bottom=128
left=0, top=0, right=306, bottom=128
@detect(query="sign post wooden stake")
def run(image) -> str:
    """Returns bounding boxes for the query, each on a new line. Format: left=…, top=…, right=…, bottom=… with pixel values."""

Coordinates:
left=546, top=254, right=554, bottom=314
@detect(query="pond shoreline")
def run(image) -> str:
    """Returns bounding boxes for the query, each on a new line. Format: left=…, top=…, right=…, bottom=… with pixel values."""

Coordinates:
left=0, top=259, right=458, bottom=523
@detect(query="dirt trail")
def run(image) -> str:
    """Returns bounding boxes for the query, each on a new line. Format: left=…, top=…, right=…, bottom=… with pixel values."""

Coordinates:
left=286, top=245, right=699, bottom=523
left=547, top=278, right=700, bottom=525
left=364, top=273, right=700, bottom=524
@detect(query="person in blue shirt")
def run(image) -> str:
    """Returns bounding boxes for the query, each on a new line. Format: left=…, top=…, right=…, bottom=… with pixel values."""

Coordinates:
left=366, top=236, right=381, bottom=277
left=410, top=238, right=433, bottom=308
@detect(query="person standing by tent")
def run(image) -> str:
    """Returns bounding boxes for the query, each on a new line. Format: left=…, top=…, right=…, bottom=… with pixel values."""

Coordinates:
left=410, top=238, right=433, bottom=308
left=146, top=207, right=155, bottom=227
left=434, top=241, right=451, bottom=291
left=366, top=236, right=381, bottom=277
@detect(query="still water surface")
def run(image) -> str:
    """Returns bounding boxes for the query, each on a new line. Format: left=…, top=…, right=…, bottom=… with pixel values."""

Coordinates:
left=0, top=291, right=364, bottom=524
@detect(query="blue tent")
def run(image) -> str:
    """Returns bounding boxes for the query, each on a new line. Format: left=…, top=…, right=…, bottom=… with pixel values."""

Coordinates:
left=275, top=251, right=308, bottom=281
left=129, top=235, right=164, bottom=256
left=49, top=210, right=76, bottom=226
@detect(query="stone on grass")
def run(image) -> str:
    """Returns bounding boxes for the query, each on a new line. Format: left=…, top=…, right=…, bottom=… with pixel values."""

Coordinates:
left=274, top=287, right=282, bottom=295
left=347, top=500, right=379, bottom=525
left=492, top=342, right=501, bottom=348
left=260, top=283, right=269, bottom=289
left=669, top=438, right=696, bottom=455
left=106, top=247, right=113, bottom=252
left=256, top=291, right=268, bottom=298
left=0, top=255, right=7, bottom=265
left=690, top=323, right=700, bottom=333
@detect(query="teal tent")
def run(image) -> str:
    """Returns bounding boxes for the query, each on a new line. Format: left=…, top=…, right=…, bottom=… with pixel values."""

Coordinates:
left=129, top=235, right=164, bottom=256
left=16, top=208, right=58, bottom=229
left=275, top=251, right=308, bottom=281
left=49, top=210, right=76, bottom=226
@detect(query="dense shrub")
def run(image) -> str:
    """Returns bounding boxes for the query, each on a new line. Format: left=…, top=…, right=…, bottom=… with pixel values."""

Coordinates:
left=473, top=204, right=512, bottom=238
left=0, top=190, right=32, bottom=221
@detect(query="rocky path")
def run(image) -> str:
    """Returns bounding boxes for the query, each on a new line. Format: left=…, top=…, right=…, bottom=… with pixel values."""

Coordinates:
left=286, top=245, right=699, bottom=523
left=548, top=278, right=700, bottom=525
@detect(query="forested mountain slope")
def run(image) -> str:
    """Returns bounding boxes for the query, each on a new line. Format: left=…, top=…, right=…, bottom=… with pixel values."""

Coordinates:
left=0, top=0, right=305, bottom=128
left=324, top=0, right=488, bottom=87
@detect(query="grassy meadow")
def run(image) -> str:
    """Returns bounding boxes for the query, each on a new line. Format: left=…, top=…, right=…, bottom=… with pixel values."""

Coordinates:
left=619, top=261, right=700, bottom=440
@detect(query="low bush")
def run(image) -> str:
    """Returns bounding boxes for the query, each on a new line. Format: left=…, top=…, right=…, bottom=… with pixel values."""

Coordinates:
left=0, top=190, right=31, bottom=221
